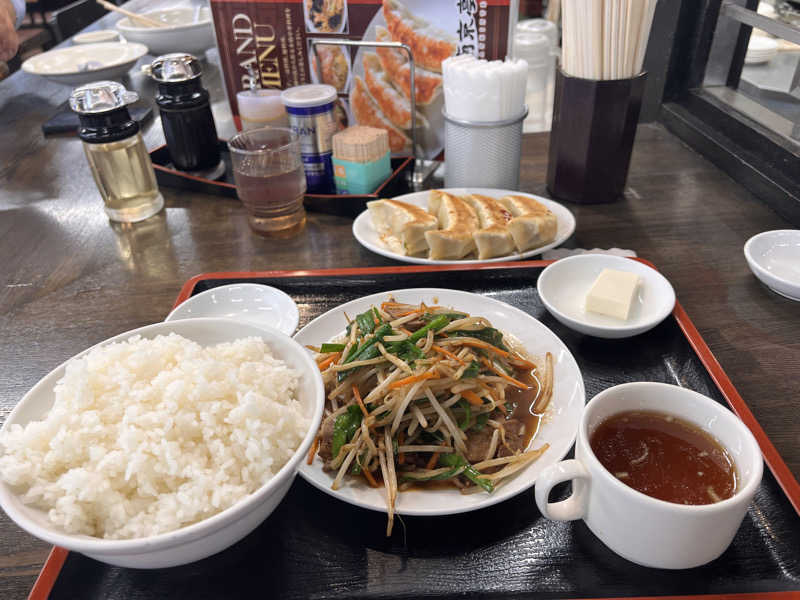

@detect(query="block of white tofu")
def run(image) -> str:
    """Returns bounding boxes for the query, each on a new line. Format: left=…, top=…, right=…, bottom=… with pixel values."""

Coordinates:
left=585, top=269, right=640, bottom=320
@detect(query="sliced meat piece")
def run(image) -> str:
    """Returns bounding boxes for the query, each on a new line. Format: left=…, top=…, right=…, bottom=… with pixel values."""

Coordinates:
left=317, top=416, right=336, bottom=466
left=498, top=418, right=527, bottom=458
left=464, top=427, right=494, bottom=463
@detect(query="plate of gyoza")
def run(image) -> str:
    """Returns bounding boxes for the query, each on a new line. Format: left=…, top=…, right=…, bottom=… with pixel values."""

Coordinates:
left=352, top=188, right=576, bottom=265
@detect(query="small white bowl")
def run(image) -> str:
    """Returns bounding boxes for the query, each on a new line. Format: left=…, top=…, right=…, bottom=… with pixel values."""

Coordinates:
left=21, top=42, right=148, bottom=86
left=0, top=318, right=324, bottom=568
left=72, top=30, right=121, bottom=44
left=744, top=229, right=800, bottom=301
left=165, top=284, right=300, bottom=335
left=116, top=7, right=215, bottom=57
left=537, top=254, right=676, bottom=339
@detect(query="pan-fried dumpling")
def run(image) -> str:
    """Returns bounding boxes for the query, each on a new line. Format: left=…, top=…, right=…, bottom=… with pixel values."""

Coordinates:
left=368, top=199, right=438, bottom=256
left=465, top=194, right=515, bottom=259
left=424, top=192, right=479, bottom=260
left=351, top=77, right=411, bottom=153
left=375, top=27, right=442, bottom=105
left=363, top=53, right=429, bottom=131
left=382, top=0, right=456, bottom=73
left=498, top=195, right=558, bottom=252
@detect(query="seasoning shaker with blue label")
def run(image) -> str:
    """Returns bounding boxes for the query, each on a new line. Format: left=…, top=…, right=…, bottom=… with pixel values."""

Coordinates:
left=281, top=84, right=337, bottom=194
left=144, top=53, right=224, bottom=179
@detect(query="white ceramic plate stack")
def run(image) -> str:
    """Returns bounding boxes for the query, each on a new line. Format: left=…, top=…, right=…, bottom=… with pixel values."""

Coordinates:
left=745, top=36, right=778, bottom=65
left=352, top=188, right=576, bottom=265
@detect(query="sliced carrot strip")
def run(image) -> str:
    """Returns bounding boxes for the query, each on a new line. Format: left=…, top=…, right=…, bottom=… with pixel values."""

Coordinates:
left=482, top=358, right=530, bottom=389
left=425, top=452, right=440, bottom=470
left=456, top=339, right=512, bottom=358
left=352, top=385, right=369, bottom=417
left=317, top=352, right=341, bottom=371
left=306, top=435, right=320, bottom=465
left=362, top=467, right=379, bottom=488
left=431, top=344, right=465, bottom=364
left=388, top=371, right=438, bottom=389
left=461, top=389, right=484, bottom=406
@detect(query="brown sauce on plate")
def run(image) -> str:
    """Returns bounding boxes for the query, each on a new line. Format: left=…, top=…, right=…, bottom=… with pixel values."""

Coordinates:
left=590, top=410, right=737, bottom=505
left=505, top=369, right=544, bottom=447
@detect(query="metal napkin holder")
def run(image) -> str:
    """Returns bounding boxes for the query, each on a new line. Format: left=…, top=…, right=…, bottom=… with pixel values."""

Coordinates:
left=308, top=37, right=439, bottom=188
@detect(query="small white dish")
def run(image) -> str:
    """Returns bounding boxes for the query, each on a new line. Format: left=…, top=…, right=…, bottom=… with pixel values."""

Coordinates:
left=537, top=254, right=676, bottom=339
left=0, top=318, right=325, bottom=568
left=744, top=229, right=800, bottom=301
left=72, top=30, right=121, bottom=44
left=21, top=42, right=148, bottom=86
left=352, top=188, right=576, bottom=265
left=165, top=284, right=300, bottom=335
left=116, top=7, right=214, bottom=57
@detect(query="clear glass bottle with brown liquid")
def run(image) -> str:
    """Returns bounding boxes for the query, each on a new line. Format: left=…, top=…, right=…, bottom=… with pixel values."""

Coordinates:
left=70, top=81, right=164, bottom=223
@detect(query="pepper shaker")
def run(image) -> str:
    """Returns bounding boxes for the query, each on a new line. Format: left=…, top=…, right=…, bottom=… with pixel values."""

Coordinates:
left=145, top=53, right=224, bottom=179
left=70, top=80, right=164, bottom=223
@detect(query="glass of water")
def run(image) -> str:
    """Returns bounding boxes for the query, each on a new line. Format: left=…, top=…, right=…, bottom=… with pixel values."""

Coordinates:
left=228, top=127, right=307, bottom=236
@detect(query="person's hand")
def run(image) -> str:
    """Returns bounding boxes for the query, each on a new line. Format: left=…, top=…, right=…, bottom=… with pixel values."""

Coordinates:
left=0, top=0, right=20, bottom=62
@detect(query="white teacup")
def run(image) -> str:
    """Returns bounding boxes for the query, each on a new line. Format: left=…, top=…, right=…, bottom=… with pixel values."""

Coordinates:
left=534, top=382, right=763, bottom=569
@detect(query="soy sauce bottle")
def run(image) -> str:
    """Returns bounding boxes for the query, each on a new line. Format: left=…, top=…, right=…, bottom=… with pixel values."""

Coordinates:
left=145, top=53, right=223, bottom=178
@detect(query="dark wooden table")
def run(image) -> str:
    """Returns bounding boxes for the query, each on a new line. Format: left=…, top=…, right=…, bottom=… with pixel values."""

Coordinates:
left=1, top=5, right=799, bottom=599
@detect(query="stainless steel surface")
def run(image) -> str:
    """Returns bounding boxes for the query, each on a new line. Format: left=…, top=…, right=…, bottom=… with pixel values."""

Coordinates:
left=69, top=80, right=138, bottom=113
left=721, top=0, right=800, bottom=46
left=144, top=52, right=203, bottom=82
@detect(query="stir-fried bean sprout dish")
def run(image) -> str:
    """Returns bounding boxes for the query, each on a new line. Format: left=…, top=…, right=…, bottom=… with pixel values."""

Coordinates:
left=306, top=300, right=554, bottom=535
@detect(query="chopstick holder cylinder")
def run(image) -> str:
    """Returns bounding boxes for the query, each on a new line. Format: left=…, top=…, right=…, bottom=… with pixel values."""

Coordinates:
left=546, top=69, right=647, bottom=204
left=443, top=107, right=528, bottom=189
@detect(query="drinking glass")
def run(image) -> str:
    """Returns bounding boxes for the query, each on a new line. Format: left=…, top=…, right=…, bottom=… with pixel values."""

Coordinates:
left=228, top=127, right=307, bottom=236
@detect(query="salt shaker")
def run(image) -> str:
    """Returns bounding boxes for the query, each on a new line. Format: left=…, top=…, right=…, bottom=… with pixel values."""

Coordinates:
left=145, top=53, right=224, bottom=178
left=70, top=81, right=164, bottom=223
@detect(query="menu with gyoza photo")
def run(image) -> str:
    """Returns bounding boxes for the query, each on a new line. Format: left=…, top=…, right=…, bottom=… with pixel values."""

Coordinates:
left=210, top=0, right=514, bottom=159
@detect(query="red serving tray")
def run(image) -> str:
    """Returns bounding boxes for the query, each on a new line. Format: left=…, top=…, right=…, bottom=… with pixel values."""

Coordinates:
left=26, top=261, right=800, bottom=600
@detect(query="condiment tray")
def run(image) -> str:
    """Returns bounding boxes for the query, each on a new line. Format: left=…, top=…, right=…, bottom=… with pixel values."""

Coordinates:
left=149, top=141, right=414, bottom=217
left=31, top=261, right=800, bottom=600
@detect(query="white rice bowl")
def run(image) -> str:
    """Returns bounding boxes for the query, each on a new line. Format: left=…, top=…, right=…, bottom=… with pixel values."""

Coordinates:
left=0, top=333, right=308, bottom=539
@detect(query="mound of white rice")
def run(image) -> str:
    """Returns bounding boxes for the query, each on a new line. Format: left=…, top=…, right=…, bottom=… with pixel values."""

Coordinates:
left=0, top=333, right=309, bottom=540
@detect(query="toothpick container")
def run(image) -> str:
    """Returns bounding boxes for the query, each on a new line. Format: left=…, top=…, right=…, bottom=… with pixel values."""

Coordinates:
left=547, top=69, right=647, bottom=204
left=443, top=107, right=528, bottom=189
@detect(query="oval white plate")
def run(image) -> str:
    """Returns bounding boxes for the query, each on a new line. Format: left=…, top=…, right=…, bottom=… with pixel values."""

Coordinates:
left=744, top=229, right=800, bottom=301
left=165, top=284, right=300, bottom=335
left=537, top=255, right=676, bottom=339
left=352, top=188, right=576, bottom=265
left=22, top=42, right=148, bottom=86
left=294, top=288, right=585, bottom=516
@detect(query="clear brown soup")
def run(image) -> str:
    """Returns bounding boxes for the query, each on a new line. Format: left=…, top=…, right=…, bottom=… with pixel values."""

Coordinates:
left=589, top=410, right=737, bottom=505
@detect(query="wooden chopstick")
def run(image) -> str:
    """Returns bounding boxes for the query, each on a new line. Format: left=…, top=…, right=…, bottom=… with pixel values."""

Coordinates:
left=95, top=0, right=164, bottom=28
